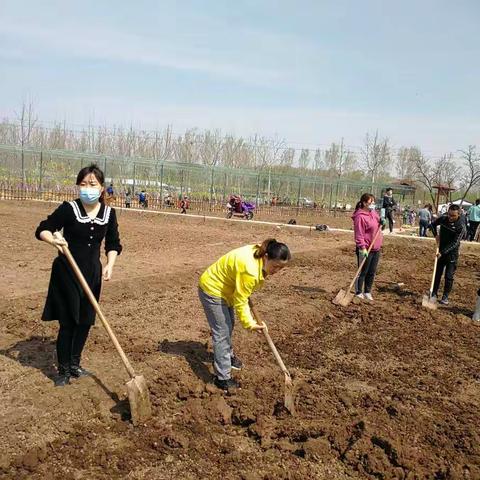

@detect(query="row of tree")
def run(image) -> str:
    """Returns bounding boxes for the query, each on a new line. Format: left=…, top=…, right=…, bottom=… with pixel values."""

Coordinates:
left=1, top=102, right=479, bottom=204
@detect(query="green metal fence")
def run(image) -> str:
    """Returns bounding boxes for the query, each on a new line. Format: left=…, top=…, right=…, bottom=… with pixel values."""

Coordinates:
left=0, top=144, right=417, bottom=209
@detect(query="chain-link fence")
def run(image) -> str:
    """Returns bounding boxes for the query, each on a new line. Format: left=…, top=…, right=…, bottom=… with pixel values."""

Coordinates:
left=0, top=144, right=417, bottom=212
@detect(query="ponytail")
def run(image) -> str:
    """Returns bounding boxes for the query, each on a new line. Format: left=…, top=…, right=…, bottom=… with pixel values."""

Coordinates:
left=254, top=238, right=291, bottom=261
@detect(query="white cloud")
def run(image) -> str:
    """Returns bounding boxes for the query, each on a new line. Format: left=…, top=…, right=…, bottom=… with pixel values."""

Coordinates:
left=0, top=19, right=320, bottom=90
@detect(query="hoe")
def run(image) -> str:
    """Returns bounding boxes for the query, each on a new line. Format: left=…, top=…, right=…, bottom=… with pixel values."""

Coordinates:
left=249, top=300, right=295, bottom=415
left=53, top=232, right=152, bottom=425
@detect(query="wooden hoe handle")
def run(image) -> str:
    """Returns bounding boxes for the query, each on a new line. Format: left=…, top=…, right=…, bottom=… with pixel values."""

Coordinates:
left=346, top=227, right=382, bottom=294
left=249, top=300, right=292, bottom=381
left=53, top=232, right=136, bottom=379
left=429, top=249, right=440, bottom=295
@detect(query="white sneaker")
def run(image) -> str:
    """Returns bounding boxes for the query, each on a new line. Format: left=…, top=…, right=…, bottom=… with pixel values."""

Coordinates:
left=355, top=293, right=364, bottom=299
left=473, top=296, right=480, bottom=321
left=364, top=293, right=374, bottom=301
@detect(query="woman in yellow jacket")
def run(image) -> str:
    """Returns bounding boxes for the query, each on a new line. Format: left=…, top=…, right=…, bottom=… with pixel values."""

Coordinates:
left=198, top=238, right=291, bottom=390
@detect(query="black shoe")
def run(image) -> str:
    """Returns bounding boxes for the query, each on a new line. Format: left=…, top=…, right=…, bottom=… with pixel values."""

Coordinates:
left=439, top=296, right=449, bottom=305
left=231, top=355, right=243, bottom=370
left=70, top=365, right=91, bottom=378
left=54, top=374, right=70, bottom=387
left=213, top=377, right=240, bottom=391
left=54, top=365, right=71, bottom=387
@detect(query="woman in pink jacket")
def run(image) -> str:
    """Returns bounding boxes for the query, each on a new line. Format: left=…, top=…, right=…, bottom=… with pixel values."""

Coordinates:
left=352, top=193, right=384, bottom=301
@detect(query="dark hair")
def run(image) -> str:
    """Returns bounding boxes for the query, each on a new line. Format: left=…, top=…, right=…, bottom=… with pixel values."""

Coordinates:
left=76, top=164, right=105, bottom=202
left=476, top=199, right=480, bottom=206
left=355, top=193, right=375, bottom=211
left=254, top=238, right=291, bottom=261
left=448, top=204, right=460, bottom=212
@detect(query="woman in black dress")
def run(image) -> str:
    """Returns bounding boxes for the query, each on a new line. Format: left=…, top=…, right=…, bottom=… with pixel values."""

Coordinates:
left=36, top=164, right=122, bottom=386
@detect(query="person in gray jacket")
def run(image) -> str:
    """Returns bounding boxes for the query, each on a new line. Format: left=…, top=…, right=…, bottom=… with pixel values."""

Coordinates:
left=418, top=204, right=432, bottom=237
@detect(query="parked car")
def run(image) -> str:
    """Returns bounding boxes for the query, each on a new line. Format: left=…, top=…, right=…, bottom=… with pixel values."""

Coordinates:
left=300, top=197, right=314, bottom=208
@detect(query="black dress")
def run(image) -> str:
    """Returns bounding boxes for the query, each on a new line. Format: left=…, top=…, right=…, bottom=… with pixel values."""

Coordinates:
left=35, top=199, right=122, bottom=326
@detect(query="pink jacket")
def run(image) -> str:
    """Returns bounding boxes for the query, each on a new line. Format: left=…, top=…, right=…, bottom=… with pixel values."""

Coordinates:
left=352, top=208, right=383, bottom=251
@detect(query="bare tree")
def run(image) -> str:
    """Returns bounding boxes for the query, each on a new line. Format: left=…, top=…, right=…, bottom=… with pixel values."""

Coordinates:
left=414, top=153, right=457, bottom=207
left=325, top=139, right=355, bottom=177
left=313, top=148, right=324, bottom=172
left=15, top=100, right=38, bottom=186
left=279, top=147, right=295, bottom=168
left=298, top=149, right=311, bottom=170
left=459, top=145, right=480, bottom=206
left=362, top=130, right=390, bottom=184
left=396, top=146, right=421, bottom=179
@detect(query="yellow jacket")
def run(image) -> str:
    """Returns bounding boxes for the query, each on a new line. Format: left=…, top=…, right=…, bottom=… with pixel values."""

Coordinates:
left=199, top=244, right=264, bottom=329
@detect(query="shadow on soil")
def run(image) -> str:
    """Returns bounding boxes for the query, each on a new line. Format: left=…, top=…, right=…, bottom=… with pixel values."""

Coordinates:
left=0, top=335, right=57, bottom=379
left=292, top=285, right=327, bottom=294
left=0, top=335, right=131, bottom=420
left=159, top=339, right=213, bottom=383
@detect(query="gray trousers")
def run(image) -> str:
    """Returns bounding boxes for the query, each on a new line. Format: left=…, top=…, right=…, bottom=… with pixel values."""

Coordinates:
left=198, top=288, right=235, bottom=380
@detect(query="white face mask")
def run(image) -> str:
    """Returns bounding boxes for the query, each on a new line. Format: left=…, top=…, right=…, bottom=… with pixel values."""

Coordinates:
left=368, top=203, right=376, bottom=211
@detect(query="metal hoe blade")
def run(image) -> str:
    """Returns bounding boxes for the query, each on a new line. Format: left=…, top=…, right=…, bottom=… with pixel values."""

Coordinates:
left=332, top=289, right=355, bottom=306
left=422, top=294, right=438, bottom=310
left=284, top=374, right=296, bottom=415
left=126, top=375, right=153, bottom=426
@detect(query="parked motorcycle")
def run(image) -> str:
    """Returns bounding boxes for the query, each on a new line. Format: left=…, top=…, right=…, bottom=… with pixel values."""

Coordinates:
left=226, top=201, right=255, bottom=220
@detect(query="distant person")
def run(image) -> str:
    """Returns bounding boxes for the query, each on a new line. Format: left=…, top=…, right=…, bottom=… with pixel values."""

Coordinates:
left=382, top=188, right=396, bottom=233
left=198, top=239, right=291, bottom=391
left=125, top=189, right=132, bottom=208
left=138, top=190, right=148, bottom=208
left=430, top=204, right=466, bottom=305
left=180, top=196, right=190, bottom=214
left=467, top=199, right=480, bottom=241
left=418, top=204, right=432, bottom=237
left=408, top=209, right=416, bottom=226
left=352, top=193, right=384, bottom=301
left=106, top=183, right=114, bottom=196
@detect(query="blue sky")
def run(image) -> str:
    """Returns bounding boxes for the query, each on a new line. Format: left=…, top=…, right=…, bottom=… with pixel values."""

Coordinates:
left=0, top=0, right=479, bottom=156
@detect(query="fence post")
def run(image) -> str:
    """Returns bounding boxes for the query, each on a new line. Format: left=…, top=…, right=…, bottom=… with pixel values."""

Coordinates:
left=328, top=183, right=333, bottom=214
left=256, top=173, right=260, bottom=209
left=132, top=163, right=136, bottom=195
left=209, top=166, right=215, bottom=209
left=39, top=151, right=43, bottom=196
left=296, top=177, right=302, bottom=207
left=104, top=157, right=107, bottom=178
left=333, top=181, right=339, bottom=217
left=222, top=172, right=227, bottom=203
left=21, top=148, right=25, bottom=189
left=159, top=163, right=164, bottom=207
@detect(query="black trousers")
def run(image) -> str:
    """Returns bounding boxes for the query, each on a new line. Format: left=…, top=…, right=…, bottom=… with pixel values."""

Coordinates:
left=382, top=210, right=394, bottom=232
left=433, top=253, right=457, bottom=297
left=419, top=219, right=429, bottom=237
left=355, top=249, right=381, bottom=294
left=468, top=221, right=479, bottom=241
left=56, top=324, right=91, bottom=371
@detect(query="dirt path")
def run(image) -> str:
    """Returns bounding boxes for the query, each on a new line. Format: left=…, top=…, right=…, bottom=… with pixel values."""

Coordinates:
left=1, top=200, right=479, bottom=479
